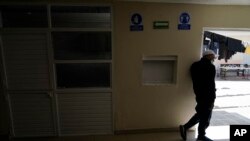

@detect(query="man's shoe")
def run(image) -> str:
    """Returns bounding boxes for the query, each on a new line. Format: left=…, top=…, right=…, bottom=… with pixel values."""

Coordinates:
left=179, top=125, right=186, bottom=140
left=197, top=135, right=213, bottom=141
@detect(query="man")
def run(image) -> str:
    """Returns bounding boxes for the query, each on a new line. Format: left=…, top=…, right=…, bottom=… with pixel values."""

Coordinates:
left=180, top=50, right=217, bottom=141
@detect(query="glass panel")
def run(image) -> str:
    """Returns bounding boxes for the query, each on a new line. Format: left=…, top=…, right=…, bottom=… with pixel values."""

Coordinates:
left=56, top=63, right=110, bottom=88
left=51, top=6, right=111, bottom=28
left=52, top=32, right=111, bottom=60
left=0, top=5, right=48, bottom=28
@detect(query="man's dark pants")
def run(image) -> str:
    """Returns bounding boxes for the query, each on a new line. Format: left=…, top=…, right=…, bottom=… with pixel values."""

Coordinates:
left=184, top=98, right=214, bottom=137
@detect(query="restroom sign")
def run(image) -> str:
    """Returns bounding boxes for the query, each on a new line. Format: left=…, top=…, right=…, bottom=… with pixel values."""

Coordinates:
left=130, top=13, right=143, bottom=31
left=178, top=12, right=191, bottom=30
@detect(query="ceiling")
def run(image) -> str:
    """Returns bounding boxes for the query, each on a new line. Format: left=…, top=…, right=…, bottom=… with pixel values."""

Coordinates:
left=121, top=0, right=250, bottom=5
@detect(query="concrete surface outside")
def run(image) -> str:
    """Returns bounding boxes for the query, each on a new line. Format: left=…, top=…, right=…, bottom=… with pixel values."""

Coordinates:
left=204, top=80, right=250, bottom=141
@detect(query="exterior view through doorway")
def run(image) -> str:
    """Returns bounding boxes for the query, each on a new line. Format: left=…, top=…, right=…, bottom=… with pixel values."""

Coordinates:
left=200, top=28, right=250, bottom=140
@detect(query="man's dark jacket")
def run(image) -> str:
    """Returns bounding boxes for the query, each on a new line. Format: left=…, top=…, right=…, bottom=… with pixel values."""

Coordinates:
left=190, top=57, right=216, bottom=103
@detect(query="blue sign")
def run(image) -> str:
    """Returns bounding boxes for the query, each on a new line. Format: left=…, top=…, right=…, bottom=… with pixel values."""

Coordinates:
left=178, top=12, right=191, bottom=30
left=130, top=13, right=143, bottom=31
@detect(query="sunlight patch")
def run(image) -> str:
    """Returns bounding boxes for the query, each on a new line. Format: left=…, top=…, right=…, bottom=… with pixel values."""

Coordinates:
left=195, top=126, right=229, bottom=140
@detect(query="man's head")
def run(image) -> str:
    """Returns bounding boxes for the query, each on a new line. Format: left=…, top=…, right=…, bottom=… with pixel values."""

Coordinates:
left=202, top=50, right=216, bottom=62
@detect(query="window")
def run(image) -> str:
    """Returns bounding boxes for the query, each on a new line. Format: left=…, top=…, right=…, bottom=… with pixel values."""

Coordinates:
left=56, top=63, right=110, bottom=88
left=0, top=5, right=113, bottom=136
left=0, top=5, right=48, bottom=28
left=52, top=32, right=111, bottom=60
left=52, top=6, right=112, bottom=89
left=51, top=6, right=111, bottom=28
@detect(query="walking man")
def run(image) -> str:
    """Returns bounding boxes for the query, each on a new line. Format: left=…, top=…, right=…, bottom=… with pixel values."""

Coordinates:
left=180, top=50, right=217, bottom=141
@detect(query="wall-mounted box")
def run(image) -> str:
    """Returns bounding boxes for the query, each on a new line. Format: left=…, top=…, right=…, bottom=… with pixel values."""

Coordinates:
left=142, top=55, right=177, bottom=85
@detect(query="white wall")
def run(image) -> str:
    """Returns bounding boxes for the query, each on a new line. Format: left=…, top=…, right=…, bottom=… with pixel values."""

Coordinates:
left=113, top=2, right=250, bottom=131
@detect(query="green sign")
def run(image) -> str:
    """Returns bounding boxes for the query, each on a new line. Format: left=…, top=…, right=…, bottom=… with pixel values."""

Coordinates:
left=153, top=21, right=169, bottom=29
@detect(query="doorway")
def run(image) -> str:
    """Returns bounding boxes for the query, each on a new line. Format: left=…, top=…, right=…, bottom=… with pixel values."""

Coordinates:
left=201, top=28, right=250, bottom=140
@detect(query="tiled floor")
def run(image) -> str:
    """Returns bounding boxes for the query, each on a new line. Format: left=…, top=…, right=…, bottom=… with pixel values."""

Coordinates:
left=9, top=130, right=229, bottom=141
left=8, top=81, right=250, bottom=141
left=7, top=132, right=195, bottom=141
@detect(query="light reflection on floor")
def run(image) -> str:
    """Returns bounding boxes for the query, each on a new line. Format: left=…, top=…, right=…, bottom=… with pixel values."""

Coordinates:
left=205, top=126, right=229, bottom=140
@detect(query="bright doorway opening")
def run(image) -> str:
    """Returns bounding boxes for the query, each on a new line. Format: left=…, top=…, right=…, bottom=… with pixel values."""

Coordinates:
left=201, top=28, right=250, bottom=140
